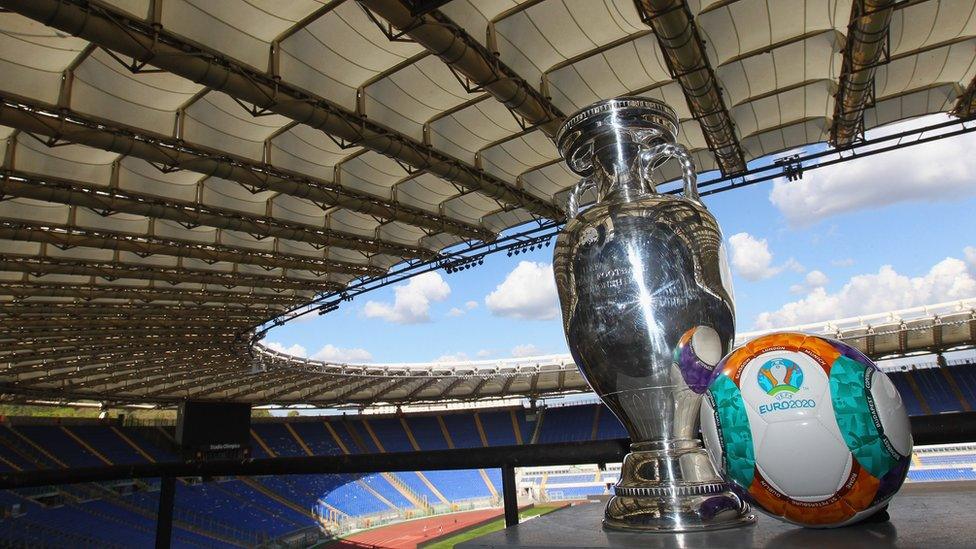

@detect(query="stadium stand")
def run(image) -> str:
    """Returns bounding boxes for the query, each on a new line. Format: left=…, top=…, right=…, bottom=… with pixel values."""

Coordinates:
left=3, top=364, right=976, bottom=545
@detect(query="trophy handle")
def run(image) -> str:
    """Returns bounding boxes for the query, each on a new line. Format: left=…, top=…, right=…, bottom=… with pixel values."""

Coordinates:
left=565, top=175, right=596, bottom=220
left=640, top=143, right=701, bottom=204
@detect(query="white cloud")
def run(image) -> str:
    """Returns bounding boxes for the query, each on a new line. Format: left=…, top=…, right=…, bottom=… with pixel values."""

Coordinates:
left=447, top=300, right=479, bottom=318
left=435, top=352, right=469, bottom=363
left=263, top=341, right=307, bottom=358
left=965, top=246, right=976, bottom=268
left=805, top=270, right=829, bottom=287
left=476, top=349, right=493, bottom=358
left=511, top=344, right=541, bottom=357
left=831, top=258, right=855, bottom=268
left=310, top=344, right=373, bottom=363
left=485, top=261, right=559, bottom=320
left=363, top=272, right=451, bottom=324
left=728, top=233, right=792, bottom=281
left=769, top=114, right=976, bottom=225
left=755, top=255, right=976, bottom=329
left=790, top=270, right=830, bottom=295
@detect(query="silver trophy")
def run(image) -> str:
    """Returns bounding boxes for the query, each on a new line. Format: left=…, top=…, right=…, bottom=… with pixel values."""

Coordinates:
left=552, top=97, right=755, bottom=532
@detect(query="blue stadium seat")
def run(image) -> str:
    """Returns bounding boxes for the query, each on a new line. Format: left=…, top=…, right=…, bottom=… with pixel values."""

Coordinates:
left=950, top=366, right=976, bottom=406
left=291, top=421, right=344, bottom=455
left=917, top=454, right=976, bottom=466
left=67, top=425, right=145, bottom=464
left=912, top=369, right=960, bottom=413
left=405, top=416, right=449, bottom=450
left=361, top=474, right=412, bottom=508
left=596, top=406, right=627, bottom=439
left=423, top=470, right=490, bottom=501
left=252, top=423, right=304, bottom=457
left=366, top=418, right=414, bottom=452
left=323, top=477, right=390, bottom=516
left=477, top=411, right=518, bottom=446
left=441, top=413, right=481, bottom=448
left=14, top=426, right=103, bottom=467
left=888, top=374, right=925, bottom=415
left=546, top=474, right=597, bottom=484
left=124, top=427, right=180, bottom=462
left=397, top=472, right=441, bottom=504
left=547, top=485, right=606, bottom=499
left=537, top=406, right=595, bottom=443
left=330, top=420, right=368, bottom=454
left=907, top=467, right=976, bottom=482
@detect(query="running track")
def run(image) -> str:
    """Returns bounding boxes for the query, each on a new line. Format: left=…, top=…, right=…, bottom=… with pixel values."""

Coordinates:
left=328, top=508, right=504, bottom=548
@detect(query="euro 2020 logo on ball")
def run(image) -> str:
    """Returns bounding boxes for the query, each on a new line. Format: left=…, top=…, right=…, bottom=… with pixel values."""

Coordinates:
left=757, top=358, right=815, bottom=415
left=757, top=358, right=804, bottom=395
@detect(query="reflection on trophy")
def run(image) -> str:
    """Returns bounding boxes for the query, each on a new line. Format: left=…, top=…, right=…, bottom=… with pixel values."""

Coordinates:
left=552, top=97, right=755, bottom=532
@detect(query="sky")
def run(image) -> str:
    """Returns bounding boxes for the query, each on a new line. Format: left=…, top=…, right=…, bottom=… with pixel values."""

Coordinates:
left=263, top=114, right=976, bottom=364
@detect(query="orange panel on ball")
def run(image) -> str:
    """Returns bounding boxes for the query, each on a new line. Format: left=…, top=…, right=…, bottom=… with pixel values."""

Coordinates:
left=797, top=334, right=841, bottom=374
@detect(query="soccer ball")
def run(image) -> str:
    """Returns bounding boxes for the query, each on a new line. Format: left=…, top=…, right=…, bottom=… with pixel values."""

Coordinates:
left=699, top=332, right=913, bottom=527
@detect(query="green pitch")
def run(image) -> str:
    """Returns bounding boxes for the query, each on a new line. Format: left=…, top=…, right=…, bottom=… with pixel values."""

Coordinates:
left=424, top=504, right=565, bottom=549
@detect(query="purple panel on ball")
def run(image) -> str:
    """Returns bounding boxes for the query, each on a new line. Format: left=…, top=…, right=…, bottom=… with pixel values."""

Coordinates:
left=829, top=339, right=876, bottom=370
left=678, top=341, right=714, bottom=394
left=871, top=454, right=910, bottom=506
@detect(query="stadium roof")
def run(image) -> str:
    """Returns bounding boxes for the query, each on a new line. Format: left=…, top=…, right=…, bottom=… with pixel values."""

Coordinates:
left=1, top=0, right=975, bottom=407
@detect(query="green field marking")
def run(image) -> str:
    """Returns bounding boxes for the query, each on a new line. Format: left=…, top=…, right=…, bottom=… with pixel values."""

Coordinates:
left=423, top=505, right=564, bottom=549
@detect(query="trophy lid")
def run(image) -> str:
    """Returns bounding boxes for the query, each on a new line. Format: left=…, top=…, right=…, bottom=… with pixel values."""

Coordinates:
left=556, top=97, right=679, bottom=176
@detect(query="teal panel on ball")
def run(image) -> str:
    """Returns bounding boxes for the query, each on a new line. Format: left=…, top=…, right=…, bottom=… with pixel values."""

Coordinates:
left=709, top=375, right=755, bottom=489
left=829, top=355, right=897, bottom=478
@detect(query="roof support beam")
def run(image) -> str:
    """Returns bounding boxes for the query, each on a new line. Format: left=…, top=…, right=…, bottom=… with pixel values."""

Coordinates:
left=247, top=373, right=325, bottom=402
left=359, top=0, right=564, bottom=137
left=439, top=376, right=468, bottom=399
left=2, top=324, right=237, bottom=341
left=1, top=303, right=264, bottom=319
left=0, top=282, right=306, bottom=306
left=468, top=377, right=491, bottom=399
left=0, top=325, right=233, bottom=345
left=99, top=360, right=243, bottom=397
left=0, top=256, right=343, bottom=292
left=143, top=367, right=252, bottom=398
left=1, top=170, right=434, bottom=260
left=9, top=317, right=253, bottom=329
left=331, top=377, right=391, bottom=403
left=0, top=0, right=558, bottom=221
left=223, top=370, right=315, bottom=401
left=65, top=355, right=241, bottom=390
left=0, top=221, right=374, bottom=276
left=2, top=341, right=232, bottom=370
left=0, top=333, right=236, bottom=355
left=181, top=371, right=282, bottom=399
left=298, top=377, right=361, bottom=402
left=4, top=348, right=232, bottom=379
left=830, top=0, right=896, bottom=146
left=13, top=350, right=234, bottom=384
left=368, top=376, right=415, bottom=402
left=633, top=0, right=747, bottom=175
left=0, top=95, right=487, bottom=243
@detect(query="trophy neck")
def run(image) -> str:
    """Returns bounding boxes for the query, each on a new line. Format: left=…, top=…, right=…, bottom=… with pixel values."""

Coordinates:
left=592, top=133, right=668, bottom=204
left=556, top=97, right=681, bottom=206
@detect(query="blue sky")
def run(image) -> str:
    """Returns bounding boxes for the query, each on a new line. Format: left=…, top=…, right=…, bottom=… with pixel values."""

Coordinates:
left=264, top=115, right=976, bottom=363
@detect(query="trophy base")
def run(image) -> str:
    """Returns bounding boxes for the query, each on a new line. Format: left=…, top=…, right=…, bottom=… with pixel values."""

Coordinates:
left=603, top=443, right=756, bottom=532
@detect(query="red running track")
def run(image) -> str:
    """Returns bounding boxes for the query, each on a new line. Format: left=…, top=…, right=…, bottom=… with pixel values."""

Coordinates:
left=328, top=508, right=504, bottom=549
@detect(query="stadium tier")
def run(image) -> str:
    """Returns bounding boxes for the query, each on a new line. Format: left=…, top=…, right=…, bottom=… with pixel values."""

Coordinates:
left=2, top=365, right=976, bottom=546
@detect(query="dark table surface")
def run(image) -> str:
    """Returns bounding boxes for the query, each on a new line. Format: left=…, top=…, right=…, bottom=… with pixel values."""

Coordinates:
left=458, top=481, right=976, bottom=548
